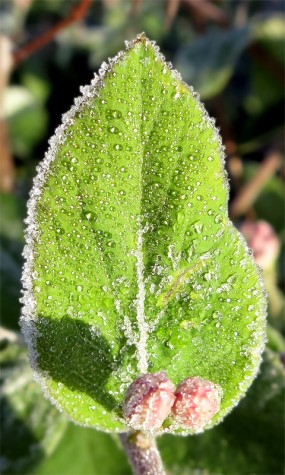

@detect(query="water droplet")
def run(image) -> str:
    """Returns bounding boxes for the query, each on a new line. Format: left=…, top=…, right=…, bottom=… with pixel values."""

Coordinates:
left=108, top=126, right=119, bottom=134
left=180, top=320, right=191, bottom=329
left=193, top=221, right=203, bottom=234
left=106, top=109, right=122, bottom=119
left=84, top=211, right=97, bottom=221
left=114, top=144, right=123, bottom=151
left=177, top=212, right=185, bottom=223
left=214, top=214, right=222, bottom=224
left=212, top=311, right=222, bottom=320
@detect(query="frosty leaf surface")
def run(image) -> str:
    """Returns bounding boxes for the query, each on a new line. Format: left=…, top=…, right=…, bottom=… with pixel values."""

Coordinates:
left=21, top=35, right=266, bottom=434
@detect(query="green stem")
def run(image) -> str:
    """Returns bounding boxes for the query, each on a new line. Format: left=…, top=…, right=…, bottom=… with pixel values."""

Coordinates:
left=120, top=431, right=166, bottom=475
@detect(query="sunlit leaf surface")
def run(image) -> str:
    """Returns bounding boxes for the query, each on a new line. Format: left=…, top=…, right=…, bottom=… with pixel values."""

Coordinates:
left=21, top=34, right=266, bottom=434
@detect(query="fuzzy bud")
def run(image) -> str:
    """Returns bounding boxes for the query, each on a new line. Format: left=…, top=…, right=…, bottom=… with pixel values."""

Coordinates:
left=172, top=376, right=222, bottom=430
left=123, top=372, right=176, bottom=432
left=240, top=220, right=279, bottom=270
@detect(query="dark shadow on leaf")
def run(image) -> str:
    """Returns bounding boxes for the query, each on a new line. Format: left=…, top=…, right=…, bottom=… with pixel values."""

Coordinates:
left=36, top=316, right=119, bottom=412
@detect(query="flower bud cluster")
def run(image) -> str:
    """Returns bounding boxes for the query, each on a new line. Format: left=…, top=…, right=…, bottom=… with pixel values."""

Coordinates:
left=122, top=372, right=175, bottom=432
left=240, top=220, right=279, bottom=270
left=123, top=372, right=222, bottom=433
left=172, top=376, right=222, bottom=430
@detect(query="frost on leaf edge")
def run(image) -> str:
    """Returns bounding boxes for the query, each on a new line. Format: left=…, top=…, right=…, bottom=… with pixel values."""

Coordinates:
left=19, top=33, right=267, bottom=434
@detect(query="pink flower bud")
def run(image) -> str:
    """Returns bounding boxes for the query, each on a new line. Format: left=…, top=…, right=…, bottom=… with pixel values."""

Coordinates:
left=123, top=372, right=176, bottom=432
left=240, top=220, right=279, bottom=270
left=172, top=377, right=222, bottom=430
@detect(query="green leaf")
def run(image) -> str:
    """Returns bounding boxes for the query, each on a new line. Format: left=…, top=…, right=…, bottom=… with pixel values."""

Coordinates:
left=159, top=348, right=285, bottom=475
left=252, top=14, right=285, bottom=62
left=0, top=192, right=25, bottom=242
left=21, top=34, right=266, bottom=435
left=0, top=193, right=25, bottom=329
left=4, top=86, right=48, bottom=158
left=0, top=337, right=67, bottom=475
left=174, top=27, right=250, bottom=99
left=33, top=425, right=131, bottom=475
left=267, top=325, right=285, bottom=353
left=243, top=15, right=285, bottom=115
left=0, top=239, right=23, bottom=329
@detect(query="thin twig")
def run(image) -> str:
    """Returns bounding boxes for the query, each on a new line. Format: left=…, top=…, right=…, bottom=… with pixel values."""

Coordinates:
left=129, top=0, right=143, bottom=17
left=164, top=0, right=181, bottom=31
left=229, top=150, right=282, bottom=219
left=0, top=35, right=14, bottom=192
left=120, top=432, right=166, bottom=475
left=234, top=0, right=248, bottom=27
left=182, top=0, right=229, bottom=27
left=0, top=120, right=15, bottom=192
left=13, top=0, right=92, bottom=67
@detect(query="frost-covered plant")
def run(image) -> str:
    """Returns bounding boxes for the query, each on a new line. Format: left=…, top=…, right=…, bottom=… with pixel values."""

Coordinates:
left=21, top=34, right=267, bottom=474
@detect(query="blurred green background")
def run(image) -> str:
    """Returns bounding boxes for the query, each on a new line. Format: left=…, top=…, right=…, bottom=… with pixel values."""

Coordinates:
left=0, top=1, right=284, bottom=474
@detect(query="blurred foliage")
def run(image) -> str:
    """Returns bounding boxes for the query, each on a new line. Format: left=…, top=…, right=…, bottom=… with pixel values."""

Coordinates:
left=0, top=0, right=284, bottom=474
left=4, top=85, right=48, bottom=158
left=175, top=26, right=251, bottom=99
left=0, top=339, right=68, bottom=475
left=1, top=335, right=284, bottom=475
left=243, top=163, right=284, bottom=232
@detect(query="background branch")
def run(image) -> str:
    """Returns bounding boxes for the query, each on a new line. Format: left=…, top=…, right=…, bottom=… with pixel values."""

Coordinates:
left=12, top=0, right=92, bottom=67
left=182, top=0, right=229, bottom=27
left=229, top=150, right=282, bottom=219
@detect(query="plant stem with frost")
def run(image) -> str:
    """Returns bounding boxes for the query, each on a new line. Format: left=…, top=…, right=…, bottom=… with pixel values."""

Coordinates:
left=120, top=431, right=166, bottom=475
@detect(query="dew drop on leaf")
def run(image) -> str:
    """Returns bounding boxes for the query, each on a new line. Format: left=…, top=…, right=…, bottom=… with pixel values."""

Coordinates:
left=21, top=34, right=266, bottom=435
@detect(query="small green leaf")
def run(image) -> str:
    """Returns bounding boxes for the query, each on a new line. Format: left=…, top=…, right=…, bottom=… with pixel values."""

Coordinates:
left=0, top=192, right=25, bottom=329
left=0, top=192, right=25, bottom=242
left=175, top=27, right=250, bottom=99
left=4, top=86, right=48, bottom=158
left=34, top=425, right=131, bottom=475
left=0, top=240, right=23, bottom=329
left=0, top=338, right=67, bottom=475
left=21, top=35, right=266, bottom=434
